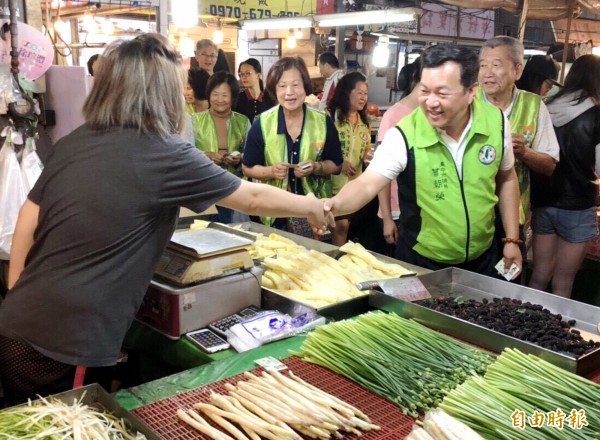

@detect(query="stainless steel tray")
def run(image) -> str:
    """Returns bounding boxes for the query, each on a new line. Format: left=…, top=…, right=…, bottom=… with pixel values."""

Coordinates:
left=262, top=287, right=372, bottom=321
left=369, top=267, right=600, bottom=375
left=5, top=384, right=159, bottom=439
left=236, top=221, right=339, bottom=255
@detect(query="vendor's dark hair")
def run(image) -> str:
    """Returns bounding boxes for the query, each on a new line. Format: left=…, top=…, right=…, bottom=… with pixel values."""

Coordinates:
left=421, top=44, right=478, bottom=88
left=207, top=71, right=240, bottom=108
left=327, top=71, right=368, bottom=125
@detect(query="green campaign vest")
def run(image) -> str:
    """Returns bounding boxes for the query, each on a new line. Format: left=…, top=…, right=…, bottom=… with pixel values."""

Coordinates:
left=258, top=105, right=331, bottom=226
left=476, top=87, right=540, bottom=224
left=397, top=98, right=504, bottom=264
left=191, top=110, right=249, bottom=177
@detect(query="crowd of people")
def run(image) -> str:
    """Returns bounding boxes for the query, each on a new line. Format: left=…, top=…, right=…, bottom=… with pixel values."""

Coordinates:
left=174, top=35, right=600, bottom=297
left=0, top=32, right=598, bottom=406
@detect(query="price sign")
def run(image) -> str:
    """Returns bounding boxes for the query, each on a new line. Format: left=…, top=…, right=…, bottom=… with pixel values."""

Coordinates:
left=198, top=0, right=333, bottom=20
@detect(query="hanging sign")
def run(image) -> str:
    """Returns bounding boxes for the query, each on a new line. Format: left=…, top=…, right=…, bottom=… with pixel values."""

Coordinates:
left=198, top=0, right=331, bottom=20
left=0, top=21, right=53, bottom=80
left=420, top=2, right=494, bottom=41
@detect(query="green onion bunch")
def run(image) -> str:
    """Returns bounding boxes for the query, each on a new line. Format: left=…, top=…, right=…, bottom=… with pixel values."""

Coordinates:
left=439, top=348, right=600, bottom=439
left=296, top=311, right=493, bottom=417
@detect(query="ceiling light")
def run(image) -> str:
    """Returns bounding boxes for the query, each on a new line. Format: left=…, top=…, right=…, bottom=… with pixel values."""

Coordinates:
left=213, top=20, right=223, bottom=44
left=240, top=16, right=313, bottom=31
left=172, top=0, right=198, bottom=28
left=372, top=36, right=390, bottom=68
left=287, top=30, right=297, bottom=49
left=317, top=8, right=415, bottom=27
left=294, top=28, right=303, bottom=39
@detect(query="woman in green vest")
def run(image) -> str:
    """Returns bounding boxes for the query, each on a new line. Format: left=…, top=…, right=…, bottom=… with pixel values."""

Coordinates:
left=326, top=71, right=372, bottom=246
left=192, top=72, right=251, bottom=223
left=242, top=57, right=343, bottom=236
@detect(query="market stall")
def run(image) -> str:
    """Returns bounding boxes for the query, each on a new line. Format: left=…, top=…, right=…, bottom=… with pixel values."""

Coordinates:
left=3, top=221, right=600, bottom=439
left=106, top=222, right=600, bottom=438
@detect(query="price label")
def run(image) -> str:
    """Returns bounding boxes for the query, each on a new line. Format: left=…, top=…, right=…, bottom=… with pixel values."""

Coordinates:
left=199, top=0, right=310, bottom=19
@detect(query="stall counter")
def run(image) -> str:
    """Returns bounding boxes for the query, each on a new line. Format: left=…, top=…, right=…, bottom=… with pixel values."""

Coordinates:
left=115, top=334, right=305, bottom=411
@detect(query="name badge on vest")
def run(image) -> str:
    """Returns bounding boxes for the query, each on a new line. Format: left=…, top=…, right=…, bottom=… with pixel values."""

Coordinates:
left=478, top=145, right=496, bottom=165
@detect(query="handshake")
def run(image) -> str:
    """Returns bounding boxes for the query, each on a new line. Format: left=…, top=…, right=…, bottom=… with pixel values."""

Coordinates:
left=303, top=193, right=337, bottom=235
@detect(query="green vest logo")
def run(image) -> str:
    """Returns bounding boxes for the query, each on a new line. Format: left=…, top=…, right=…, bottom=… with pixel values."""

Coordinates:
left=478, top=145, right=496, bottom=164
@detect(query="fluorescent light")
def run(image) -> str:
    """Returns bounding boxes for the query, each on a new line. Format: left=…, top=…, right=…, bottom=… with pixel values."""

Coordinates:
left=317, top=9, right=415, bottom=27
left=240, top=17, right=313, bottom=30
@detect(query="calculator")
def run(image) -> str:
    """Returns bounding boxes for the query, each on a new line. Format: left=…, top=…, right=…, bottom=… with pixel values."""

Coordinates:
left=208, top=314, right=243, bottom=338
left=186, top=328, right=230, bottom=353
left=238, top=305, right=263, bottom=318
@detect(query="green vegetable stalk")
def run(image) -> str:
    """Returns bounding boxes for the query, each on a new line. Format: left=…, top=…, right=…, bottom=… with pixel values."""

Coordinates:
left=295, top=311, right=493, bottom=417
left=439, top=348, right=600, bottom=439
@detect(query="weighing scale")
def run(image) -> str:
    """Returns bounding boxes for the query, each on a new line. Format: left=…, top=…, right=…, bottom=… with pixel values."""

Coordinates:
left=137, top=226, right=263, bottom=339
left=154, top=227, right=255, bottom=286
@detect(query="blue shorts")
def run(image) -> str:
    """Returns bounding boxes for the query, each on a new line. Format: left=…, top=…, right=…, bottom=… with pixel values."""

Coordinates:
left=532, top=206, right=598, bottom=243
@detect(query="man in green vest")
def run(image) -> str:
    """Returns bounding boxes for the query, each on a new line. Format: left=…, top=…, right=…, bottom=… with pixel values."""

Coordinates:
left=477, top=36, right=560, bottom=267
left=323, top=44, right=522, bottom=278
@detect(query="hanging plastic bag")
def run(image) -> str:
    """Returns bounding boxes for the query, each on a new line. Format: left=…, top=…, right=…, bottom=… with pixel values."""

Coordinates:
left=20, top=137, right=43, bottom=192
left=0, top=129, right=28, bottom=260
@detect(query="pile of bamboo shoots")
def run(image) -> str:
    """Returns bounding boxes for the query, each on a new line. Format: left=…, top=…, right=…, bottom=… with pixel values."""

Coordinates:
left=189, top=221, right=414, bottom=308
left=176, top=370, right=380, bottom=440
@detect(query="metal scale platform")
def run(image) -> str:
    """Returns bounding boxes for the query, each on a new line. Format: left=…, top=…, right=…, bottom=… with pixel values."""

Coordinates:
left=136, top=226, right=263, bottom=339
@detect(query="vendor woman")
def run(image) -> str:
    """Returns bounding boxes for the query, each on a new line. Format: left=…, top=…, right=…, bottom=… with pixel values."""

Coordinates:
left=0, top=33, right=331, bottom=406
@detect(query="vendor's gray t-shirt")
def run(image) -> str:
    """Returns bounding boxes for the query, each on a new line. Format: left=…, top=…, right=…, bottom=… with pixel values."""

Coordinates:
left=0, top=124, right=241, bottom=366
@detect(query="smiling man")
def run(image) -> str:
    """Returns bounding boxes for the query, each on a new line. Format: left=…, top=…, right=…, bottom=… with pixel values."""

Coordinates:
left=477, top=36, right=560, bottom=267
left=324, top=44, right=522, bottom=277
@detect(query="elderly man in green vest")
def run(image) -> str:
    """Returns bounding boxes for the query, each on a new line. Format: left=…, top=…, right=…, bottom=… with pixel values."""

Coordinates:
left=477, top=36, right=560, bottom=266
left=323, top=44, right=522, bottom=278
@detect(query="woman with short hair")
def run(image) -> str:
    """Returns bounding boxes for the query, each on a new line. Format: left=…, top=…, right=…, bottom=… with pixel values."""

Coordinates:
left=0, top=34, right=330, bottom=405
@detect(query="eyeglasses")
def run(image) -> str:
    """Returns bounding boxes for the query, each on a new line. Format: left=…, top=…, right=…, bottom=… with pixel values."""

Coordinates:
left=199, top=52, right=217, bottom=58
left=239, top=71, right=256, bottom=78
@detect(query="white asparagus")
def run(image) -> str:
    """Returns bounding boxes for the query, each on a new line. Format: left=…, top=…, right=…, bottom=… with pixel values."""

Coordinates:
left=257, top=371, right=350, bottom=427
left=225, top=385, right=304, bottom=425
left=227, top=390, right=301, bottom=440
left=243, top=373, right=332, bottom=424
left=194, top=404, right=250, bottom=440
left=270, top=370, right=355, bottom=419
left=288, top=371, right=371, bottom=421
left=236, top=381, right=308, bottom=424
left=226, top=389, right=279, bottom=425
left=176, top=409, right=233, bottom=440
left=208, top=394, right=299, bottom=440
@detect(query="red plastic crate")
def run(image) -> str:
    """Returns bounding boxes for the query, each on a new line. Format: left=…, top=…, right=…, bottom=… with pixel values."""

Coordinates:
left=132, top=356, right=416, bottom=439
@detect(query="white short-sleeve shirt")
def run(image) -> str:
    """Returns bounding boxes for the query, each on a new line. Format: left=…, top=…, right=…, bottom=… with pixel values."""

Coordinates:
left=370, top=109, right=514, bottom=180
